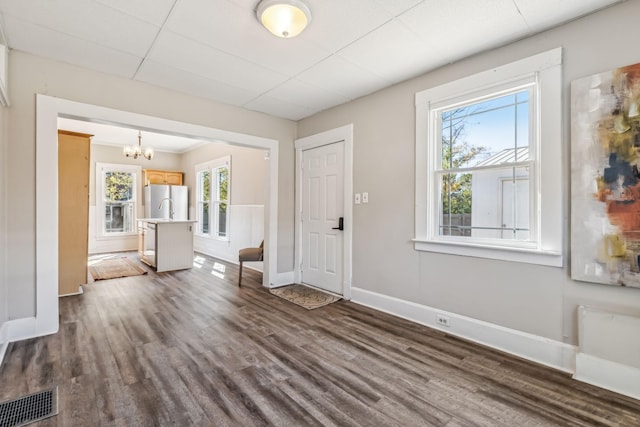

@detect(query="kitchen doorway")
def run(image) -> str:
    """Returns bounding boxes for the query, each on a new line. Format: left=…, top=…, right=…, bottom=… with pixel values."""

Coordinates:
left=34, top=95, right=280, bottom=338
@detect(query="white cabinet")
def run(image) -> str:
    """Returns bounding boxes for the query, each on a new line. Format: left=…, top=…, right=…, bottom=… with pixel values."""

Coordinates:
left=138, top=219, right=196, bottom=272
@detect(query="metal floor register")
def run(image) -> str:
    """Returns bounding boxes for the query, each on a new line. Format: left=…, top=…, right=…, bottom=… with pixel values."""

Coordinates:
left=0, top=388, right=58, bottom=427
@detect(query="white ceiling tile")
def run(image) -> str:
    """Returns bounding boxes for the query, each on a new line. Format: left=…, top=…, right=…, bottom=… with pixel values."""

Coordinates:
left=514, top=0, right=621, bottom=32
left=147, top=31, right=290, bottom=93
left=166, top=0, right=331, bottom=76
left=136, top=60, right=257, bottom=106
left=299, top=0, right=394, bottom=53
left=337, top=19, right=448, bottom=84
left=94, top=0, right=176, bottom=27
left=2, top=16, right=142, bottom=78
left=244, top=95, right=317, bottom=121
left=400, top=0, right=529, bottom=61
left=0, top=0, right=159, bottom=56
left=296, top=55, right=391, bottom=99
left=372, top=0, right=425, bottom=16
left=264, top=78, right=351, bottom=111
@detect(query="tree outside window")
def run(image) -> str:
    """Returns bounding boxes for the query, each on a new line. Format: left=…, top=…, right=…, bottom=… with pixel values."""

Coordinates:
left=196, top=157, right=230, bottom=239
left=97, top=163, right=139, bottom=236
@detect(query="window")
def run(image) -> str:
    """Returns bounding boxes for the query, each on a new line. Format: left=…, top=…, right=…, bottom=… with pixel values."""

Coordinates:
left=96, top=163, right=140, bottom=237
left=414, top=48, right=563, bottom=267
left=196, top=156, right=230, bottom=239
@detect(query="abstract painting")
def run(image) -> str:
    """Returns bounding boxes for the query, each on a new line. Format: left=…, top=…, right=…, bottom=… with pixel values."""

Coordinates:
left=572, top=62, right=640, bottom=287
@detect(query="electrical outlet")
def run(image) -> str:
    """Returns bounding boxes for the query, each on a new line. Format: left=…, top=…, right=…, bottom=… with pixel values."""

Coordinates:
left=362, top=192, right=369, bottom=203
left=354, top=193, right=361, bottom=204
left=436, top=314, right=450, bottom=327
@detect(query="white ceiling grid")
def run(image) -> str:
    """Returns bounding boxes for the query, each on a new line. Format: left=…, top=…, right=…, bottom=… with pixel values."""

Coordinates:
left=0, top=0, right=622, bottom=121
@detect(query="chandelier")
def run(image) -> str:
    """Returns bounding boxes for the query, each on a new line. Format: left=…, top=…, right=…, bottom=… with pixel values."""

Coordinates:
left=123, top=130, right=154, bottom=160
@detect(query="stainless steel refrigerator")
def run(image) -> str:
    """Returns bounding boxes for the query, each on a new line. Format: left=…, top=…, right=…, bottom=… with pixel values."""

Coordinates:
left=144, top=185, right=189, bottom=220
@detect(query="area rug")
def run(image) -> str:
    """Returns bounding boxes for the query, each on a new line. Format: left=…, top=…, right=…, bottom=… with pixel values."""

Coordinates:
left=89, top=258, right=147, bottom=281
left=270, top=284, right=341, bottom=310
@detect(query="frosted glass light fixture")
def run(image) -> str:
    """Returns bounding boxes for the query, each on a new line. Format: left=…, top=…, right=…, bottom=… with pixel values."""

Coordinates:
left=256, top=0, right=312, bottom=38
left=123, top=130, right=154, bottom=160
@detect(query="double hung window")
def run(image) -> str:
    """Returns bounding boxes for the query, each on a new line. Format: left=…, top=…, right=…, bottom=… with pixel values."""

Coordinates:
left=414, top=48, right=563, bottom=266
left=196, top=156, right=230, bottom=239
left=96, top=163, right=140, bottom=237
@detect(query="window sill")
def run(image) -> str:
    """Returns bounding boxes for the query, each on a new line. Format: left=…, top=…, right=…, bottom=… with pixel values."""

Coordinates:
left=96, top=233, right=137, bottom=241
left=195, top=234, right=230, bottom=243
left=413, top=238, right=563, bottom=267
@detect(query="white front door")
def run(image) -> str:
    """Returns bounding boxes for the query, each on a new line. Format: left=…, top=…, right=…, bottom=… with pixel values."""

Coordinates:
left=301, top=141, right=345, bottom=294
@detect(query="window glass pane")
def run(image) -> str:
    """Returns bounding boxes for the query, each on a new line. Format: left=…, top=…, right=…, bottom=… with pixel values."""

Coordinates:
left=217, top=167, right=228, bottom=202
left=440, top=90, right=529, bottom=170
left=103, top=171, right=134, bottom=234
left=200, top=171, right=210, bottom=202
left=217, top=202, right=227, bottom=237
left=104, top=172, right=133, bottom=201
left=439, top=166, right=530, bottom=241
left=200, top=202, right=209, bottom=234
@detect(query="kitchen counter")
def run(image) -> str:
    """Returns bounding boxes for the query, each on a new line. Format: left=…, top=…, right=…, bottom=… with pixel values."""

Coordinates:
left=137, top=218, right=197, bottom=224
left=137, top=219, right=196, bottom=272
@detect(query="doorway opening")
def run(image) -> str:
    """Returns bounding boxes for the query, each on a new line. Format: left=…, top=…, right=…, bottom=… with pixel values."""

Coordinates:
left=35, top=95, right=279, bottom=337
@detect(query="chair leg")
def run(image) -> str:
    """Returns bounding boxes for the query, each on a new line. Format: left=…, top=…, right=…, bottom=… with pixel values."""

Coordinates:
left=238, top=261, right=243, bottom=287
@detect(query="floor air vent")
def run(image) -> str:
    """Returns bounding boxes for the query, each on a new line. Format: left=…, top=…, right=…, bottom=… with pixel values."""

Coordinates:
left=0, top=387, right=58, bottom=427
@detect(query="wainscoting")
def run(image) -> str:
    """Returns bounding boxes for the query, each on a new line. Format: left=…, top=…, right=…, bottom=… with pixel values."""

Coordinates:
left=194, top=204, right=264, bottom=271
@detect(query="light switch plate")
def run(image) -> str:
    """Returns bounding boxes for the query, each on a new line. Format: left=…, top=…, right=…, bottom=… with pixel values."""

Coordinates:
left=354, top=193, right=361, bottom=204
left=362, top=192, right=369, bottom=203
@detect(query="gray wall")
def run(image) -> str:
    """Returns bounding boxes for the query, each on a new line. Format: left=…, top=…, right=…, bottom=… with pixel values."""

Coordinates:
left=297, top=1, right=640, bottom=345
left=6, top=50, right=296, bottom=320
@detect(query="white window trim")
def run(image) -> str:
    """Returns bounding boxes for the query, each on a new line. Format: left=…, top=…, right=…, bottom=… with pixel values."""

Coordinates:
left=414, top=48, right=563, bottom=267
left=95, top=162, right=142, bottom=239
left=195, top=156, right=231, bottom=241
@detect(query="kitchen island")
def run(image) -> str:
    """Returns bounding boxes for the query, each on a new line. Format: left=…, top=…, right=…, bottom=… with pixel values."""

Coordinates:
left=137, top=219, right=197, bottom=272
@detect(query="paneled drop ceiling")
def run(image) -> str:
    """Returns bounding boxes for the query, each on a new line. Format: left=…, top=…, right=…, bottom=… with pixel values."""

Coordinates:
left=0, top=0, right=624, bottom=121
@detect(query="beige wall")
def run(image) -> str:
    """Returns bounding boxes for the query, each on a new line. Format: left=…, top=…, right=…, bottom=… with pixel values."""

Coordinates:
left=0, top=105, right=6, bottom=326
left=6, top=51, right=296, bottom=319
left=89, top=144, right=183, bottom=206
left=297, top=1, right=640, bottom=345
left=180, top=143, right=267, bottom=207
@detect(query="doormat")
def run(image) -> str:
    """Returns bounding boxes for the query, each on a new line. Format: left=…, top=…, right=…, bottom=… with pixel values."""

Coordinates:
left=0, top=387, right=58, bottom=427
left=89, top=258, right=147, bottom=281
left=270, top=284, right=341, bottom=310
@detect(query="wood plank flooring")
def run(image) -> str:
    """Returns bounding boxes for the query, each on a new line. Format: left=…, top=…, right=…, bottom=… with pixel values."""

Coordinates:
left=1, top=252, right=639, bottom=426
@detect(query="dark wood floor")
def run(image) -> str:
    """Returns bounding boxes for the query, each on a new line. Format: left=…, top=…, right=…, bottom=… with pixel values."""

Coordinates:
left=1, top=253, right=639, bottom=426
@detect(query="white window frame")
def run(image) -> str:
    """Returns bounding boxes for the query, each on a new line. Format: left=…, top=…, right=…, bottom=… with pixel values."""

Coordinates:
left=95, top=162, right=141, bottom=239
left=414, top=48, right=563, bottom=267
left=195, top=156, right=230, bottom=241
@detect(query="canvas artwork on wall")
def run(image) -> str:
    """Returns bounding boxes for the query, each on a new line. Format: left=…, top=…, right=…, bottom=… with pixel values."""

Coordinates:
left=571, top=62, right=640, bottom=288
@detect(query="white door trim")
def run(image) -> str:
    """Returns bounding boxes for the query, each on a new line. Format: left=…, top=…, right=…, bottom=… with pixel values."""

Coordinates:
left=295, top=124, right=353, bottom=300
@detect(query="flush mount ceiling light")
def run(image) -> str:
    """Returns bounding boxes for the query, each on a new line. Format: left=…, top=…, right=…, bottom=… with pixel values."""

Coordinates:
left=123, top=130, right=154, bottom=160
left=256, top=0, right=312, bottom=38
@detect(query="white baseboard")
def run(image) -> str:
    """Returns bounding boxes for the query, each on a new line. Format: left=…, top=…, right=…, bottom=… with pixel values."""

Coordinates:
left=0, top=316, right=42, bottom=367
left=58, top=285, right=84, bottom=298
left=575, top=352, right=640, bottom=400
left=269, top=271, right=294, bottom=288
left=0, top=321, right=8, bottom=366
left=351, top=287, right=576, bottom=373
